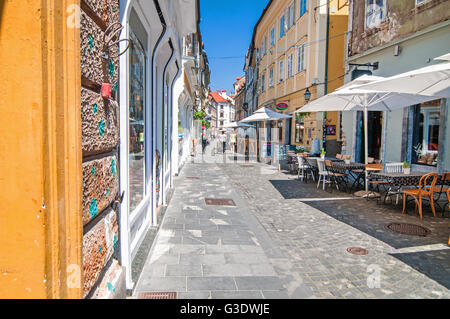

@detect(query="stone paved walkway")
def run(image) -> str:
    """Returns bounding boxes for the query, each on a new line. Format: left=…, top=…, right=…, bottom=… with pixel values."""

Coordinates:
left=134, top=143, right=450, bottom=299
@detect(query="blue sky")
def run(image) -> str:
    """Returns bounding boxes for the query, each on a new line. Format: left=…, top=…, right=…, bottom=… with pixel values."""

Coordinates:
left=199, top=0, right=269, bottom=93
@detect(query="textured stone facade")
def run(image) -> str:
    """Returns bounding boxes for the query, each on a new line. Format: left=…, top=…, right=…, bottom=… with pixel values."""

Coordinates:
left=81, top=0, right=122, bottom=298
left=348, top=0, right=450, bottom=57
left=81, top=88, right=119, bottom=155
left=82, top=209, right=119, bottom=297
left=82, top=154, right=119, bottom=225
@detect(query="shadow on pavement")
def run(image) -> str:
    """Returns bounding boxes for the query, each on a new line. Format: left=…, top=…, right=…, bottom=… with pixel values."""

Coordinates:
left=389, top=249, right=450, bottom=289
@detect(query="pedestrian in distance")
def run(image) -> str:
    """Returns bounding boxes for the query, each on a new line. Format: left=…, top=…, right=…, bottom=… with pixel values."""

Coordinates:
left=220, top=131, right=227, bottom=154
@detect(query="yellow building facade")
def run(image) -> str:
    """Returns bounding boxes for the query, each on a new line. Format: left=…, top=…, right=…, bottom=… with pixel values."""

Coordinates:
left=253, top=0, right=348, bottom=153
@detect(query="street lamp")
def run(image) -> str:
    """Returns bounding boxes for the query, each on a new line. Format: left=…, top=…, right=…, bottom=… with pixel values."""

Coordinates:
left=304, top=88, right=311, bottom=102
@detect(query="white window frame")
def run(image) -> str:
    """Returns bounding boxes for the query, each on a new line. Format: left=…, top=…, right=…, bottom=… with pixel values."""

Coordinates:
left=280, top=14, right=286, bottom=38
left=299, top=0, right=307, bottom=18
left=269, top=67, right=274, bottom=87
left=279, top=60, right=284, bottom=82
left=270, top=27, right=275, bottom=47
left=415, top=0, right=429, bottom=5
left=288, top=2, right=295, bottom=29
left=287, top=54, right=293, bottom=78
left=261, top=73, right=266, bottom=92
left=365, top=0, right=386, bottom=30
left=297, top=44, right=305, bottom=72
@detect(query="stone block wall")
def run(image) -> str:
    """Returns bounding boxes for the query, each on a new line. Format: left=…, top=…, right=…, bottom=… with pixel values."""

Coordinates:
left=80, top=0, right=123, bottom=298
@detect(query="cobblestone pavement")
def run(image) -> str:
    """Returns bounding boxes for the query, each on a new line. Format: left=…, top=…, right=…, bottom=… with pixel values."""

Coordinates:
left=135, top=145, right=450, bottom=299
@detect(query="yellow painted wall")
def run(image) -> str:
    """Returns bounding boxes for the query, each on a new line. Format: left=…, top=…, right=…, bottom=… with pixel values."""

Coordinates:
left=0, top=0, right=82, bottom=298
left=326, top=0, right=349, bottom=142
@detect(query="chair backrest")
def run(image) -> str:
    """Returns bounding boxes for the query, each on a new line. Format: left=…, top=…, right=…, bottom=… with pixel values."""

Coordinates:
left=419, top=172, right=439, bottom=194
left=306, top=157, right=317, bottom=168
left=317, top=159, right=326, bottom=173
left=447, top=189, right=450, bottom=208
left=366, top=163, right=382, bottom=171
left=297, top=156, right=305, bottom=166
left=385, top=162, right=404, bottom=173
left=336, top=154, right=342, bottom=159
left=324, top=160, right=333, bottom=168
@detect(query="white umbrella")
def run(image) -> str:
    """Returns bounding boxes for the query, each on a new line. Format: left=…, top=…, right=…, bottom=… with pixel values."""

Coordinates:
left=222, top=121, right=255, bottom=128
left=292, top=75, right=437, bottom=194
left=240, top=107, right=292, bottom=123
left=435, top=53, right=450, bottom=61
left=356, top=60, right=450, bottom=98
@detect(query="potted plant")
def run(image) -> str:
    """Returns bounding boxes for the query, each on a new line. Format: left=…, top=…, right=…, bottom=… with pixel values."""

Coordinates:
left=296, top=145, right=306, bottom=154
left=320, top=148, right=326, bottom=159
left=344, top=155, right=351, bottom=164
left=403, top=162, right=411, bottom=174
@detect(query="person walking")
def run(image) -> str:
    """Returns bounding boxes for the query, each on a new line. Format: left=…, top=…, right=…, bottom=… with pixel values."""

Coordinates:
left=201, top=131, right=208, bottom=154
left=220, top=131, right=227, bottom=154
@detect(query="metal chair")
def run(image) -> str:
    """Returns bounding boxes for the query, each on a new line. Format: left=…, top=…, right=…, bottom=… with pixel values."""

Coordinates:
left=384, top=162, right=404, bottom=204
left=402, top=172, right=439, bottom=219
left=366, top=163, right=388, bottom=203
left=325, top=160, right=348, bottom=192
left=296, top=156, right=308, bottom=181
left=385, top=162, right=404, bottom=173
left=428, top=172, right=450, bottom=215
left=316, top=159, right=331, bottom=190
left=304, top=157, right=317, bottom=182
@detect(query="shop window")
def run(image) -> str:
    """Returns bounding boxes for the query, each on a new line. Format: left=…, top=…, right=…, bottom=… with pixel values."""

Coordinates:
left=411, top=101, right=441, bottom=166
left=365, top=0, right=386, bottom=29
left=128, top=29, right=146, bottom=211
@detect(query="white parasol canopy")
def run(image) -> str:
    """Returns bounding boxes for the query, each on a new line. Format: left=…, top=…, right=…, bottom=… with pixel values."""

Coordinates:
left=222, top=121, right=255, bottom=128
left=291, top=74, right=437, bottom=194
left=240, top=107, right=292, bottom=123
left=356, top=59, right=450, bottom=98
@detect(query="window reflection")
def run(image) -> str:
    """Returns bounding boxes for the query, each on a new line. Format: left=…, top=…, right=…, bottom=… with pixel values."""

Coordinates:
left=129, top=30, right=146, bottom=211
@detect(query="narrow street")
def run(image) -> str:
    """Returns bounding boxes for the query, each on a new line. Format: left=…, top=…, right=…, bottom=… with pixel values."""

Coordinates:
left=134, top=142, right=450, bottom=299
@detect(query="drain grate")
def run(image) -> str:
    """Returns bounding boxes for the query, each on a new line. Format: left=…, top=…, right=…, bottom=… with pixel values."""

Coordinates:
left=385, top=223, right=431, bottom=237
left=185, top=176, right=200, bottom=180
left=240, top=165, right=254, bottom=168
left=137, top=292, right=177, bottom=299
left=347, top=247, right=369, bottom=255
left=205, top=198, right=236, bottom=206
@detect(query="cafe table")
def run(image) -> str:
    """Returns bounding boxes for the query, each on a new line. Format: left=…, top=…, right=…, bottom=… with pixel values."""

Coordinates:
left=369, top=171, right=432, bottom=204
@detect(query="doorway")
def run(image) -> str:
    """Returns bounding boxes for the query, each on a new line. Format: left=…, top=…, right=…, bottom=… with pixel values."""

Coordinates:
left=355, top=111, right=383, bottom=162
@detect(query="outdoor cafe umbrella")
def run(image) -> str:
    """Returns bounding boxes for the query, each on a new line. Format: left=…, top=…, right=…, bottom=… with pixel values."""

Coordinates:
left=355, top=59, right=450, bottom=98
left=240, top=106, right=292, bottom=122
left=293, top=75, right=437, bottom=195
left=222, top=121, right=255, bottom=128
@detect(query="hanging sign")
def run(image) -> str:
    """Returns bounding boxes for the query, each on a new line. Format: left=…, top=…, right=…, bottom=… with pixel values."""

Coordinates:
left=276, top=102, right=288, bottom=111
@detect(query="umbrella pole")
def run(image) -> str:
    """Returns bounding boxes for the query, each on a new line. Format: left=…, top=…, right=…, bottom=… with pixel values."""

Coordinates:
left=364, top=103, right=369, bottom=193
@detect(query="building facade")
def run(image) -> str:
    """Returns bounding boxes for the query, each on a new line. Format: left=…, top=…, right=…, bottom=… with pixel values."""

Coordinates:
left=234, top=76, right=247, bottom=122
left=0, top=0, right=207, bottom=298
left=343, top=0, right=450, bottom=171
left=209, top=90, right=235, bottom=129
left=245, top=0, right=348, bottom=157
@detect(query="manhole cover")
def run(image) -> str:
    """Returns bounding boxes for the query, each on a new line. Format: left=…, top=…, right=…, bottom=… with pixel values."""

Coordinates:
left=385, top=223, right=431, bottom=237
left=205, top=198, right=236, bottom=206
left=185, top=176, right=200, bottom=180
left=137, top=292, right=177, bottom=299
left=347, top=247, right=369, bottom=255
